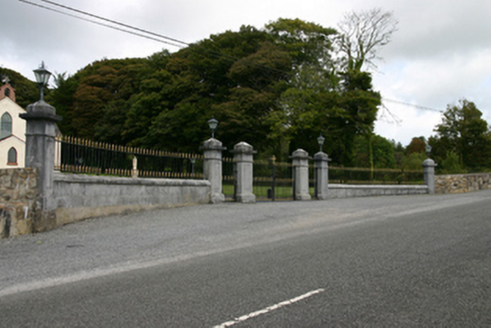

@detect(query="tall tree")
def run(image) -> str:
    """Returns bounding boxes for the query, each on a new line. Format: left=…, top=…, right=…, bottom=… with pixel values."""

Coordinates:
left=264, top=19, right=336, bottom=158
left=331, top=8, right=396, bottom=164
left=138, top=25, right=289, bottom=151
left=54, top=58, right=147, bottom=139
left=336, top=70, right=381, bottom=165
left=432, top=99, right=490, bottom=170
left=265, top=18, right=383, bottom=164
left=50, top=71, right=78, bottom=135
left=265, top=18, right=337, bottom=70
left=46, top=14, right=392, bottom=163
left=336, top=8, right=398, bottom=72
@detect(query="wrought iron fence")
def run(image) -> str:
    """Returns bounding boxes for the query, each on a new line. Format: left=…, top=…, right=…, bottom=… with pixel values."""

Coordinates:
left=54, top=136, right=425, bottom=188
left=55, top=136, right=204, bottom=179
left=253, top=158, right=295, bottom=201
left=250, top=157, right=424, bottom=201
left=329, top=166, right=424, bottom=185
left=222, top=156, right=236, bottom=200
left=309, top=163, right=315, bottom=197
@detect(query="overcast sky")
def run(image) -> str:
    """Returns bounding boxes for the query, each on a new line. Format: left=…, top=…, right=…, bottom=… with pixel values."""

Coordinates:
left=2, top=0, right=490, bottom=146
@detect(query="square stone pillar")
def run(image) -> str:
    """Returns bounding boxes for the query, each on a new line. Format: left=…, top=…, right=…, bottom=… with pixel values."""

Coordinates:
left=20, top=100, right=62, bottom=231
left=314, top=151, right=330, bottom=200
left=422, top=158, right=438, bottom=194
left=202, top=138, right=226, bottom=203
left=231, top=142, right=257, bottom=203
left=291, top=149, right=311, bottom=200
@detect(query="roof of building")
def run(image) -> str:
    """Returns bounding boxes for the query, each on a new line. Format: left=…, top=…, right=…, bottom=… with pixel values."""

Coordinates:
left=0, top=77, right=16, bottom=102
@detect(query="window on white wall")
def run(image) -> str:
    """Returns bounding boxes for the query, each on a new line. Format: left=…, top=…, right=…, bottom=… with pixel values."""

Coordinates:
left=7, top=147, right=17, bottom=165
left=1, top=112, right=12, bottom=139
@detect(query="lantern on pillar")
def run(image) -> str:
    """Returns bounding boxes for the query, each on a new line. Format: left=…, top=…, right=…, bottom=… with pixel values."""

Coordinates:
left=207, top=117, right=218, bottom=138
left=425, top=144, right=432, bottom=158
left=317, top=133, right=325, bottom=152
left=33, top=61, right=52, bottom=101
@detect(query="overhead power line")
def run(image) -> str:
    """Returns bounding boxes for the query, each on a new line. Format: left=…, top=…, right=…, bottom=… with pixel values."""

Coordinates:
left=382, top=98, right=444, bottom=113
left=20, top=0, right=290, bottom=78
left=19, top=0, right=185, bottom=48
left=40, top=0, right=190, bottom=47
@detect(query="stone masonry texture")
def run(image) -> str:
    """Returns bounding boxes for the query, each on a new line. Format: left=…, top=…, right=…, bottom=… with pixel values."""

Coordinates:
left=435, top=173, right=491, bottom=194
left=0, top=168, right=40, bottom=237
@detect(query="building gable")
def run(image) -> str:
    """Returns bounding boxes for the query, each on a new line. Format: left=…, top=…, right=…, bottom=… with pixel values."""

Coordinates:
left=0, top=80, right=16, bottom=102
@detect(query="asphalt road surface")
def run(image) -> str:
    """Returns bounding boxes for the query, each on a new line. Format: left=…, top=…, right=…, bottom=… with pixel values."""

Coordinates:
left=1, top=191, right=490, bottom=327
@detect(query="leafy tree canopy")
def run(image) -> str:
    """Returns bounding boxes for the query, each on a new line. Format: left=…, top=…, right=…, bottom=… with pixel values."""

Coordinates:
left=0, top=67, right=39, bottom=108
left=406, top=137, right=426, bottom=155
left=431, top=99, right=491, bottom=171
left=6, top=15, right=391, bottom=166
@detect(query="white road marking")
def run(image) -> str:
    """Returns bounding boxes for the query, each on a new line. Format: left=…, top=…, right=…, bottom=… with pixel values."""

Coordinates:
left=213, top=288, right=325, bottom=328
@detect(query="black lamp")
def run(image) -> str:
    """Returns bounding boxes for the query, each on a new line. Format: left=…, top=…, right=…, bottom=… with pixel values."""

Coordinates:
left=207, top=117, right=218, bottom=138
left=317, top=133, right=325, bottom=152
left=425, top=144, right=432, bottom=158
left=33, top=61, right=52, bottom=101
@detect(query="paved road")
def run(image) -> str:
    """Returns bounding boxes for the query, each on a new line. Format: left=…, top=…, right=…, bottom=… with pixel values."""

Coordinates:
left=1, top=191, right=490, bottom=326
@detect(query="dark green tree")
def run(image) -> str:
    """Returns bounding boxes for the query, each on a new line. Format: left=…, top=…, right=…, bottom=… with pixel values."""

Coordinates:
left=440, top=150, right=465, bottom=174
left=267, top=17, right=382, bottom=165
left=138, top=25, right=293, bottom=152
left=50, top=71, right=78, bottom=135
left=0, top=68, right=39, bottom=108
left=51, top=58, right=148, bottom=139
left=335, top=70, right=381, bottom=165
left=353, top=134, right=396, bottom=169
left=432, top=99, right=490, bottom=170
left=45, top=15, right=391, bottom=163
left=403, top=152, right=427, bottom=170
left=122, top=54, right=174, bottom=145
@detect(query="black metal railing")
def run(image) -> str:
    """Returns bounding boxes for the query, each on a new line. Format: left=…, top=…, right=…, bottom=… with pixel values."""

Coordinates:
left=222, top=157, right=236, bottom=200
left=54, top=136, right=425, bottom=186
left=329, top=166, right=424, bottom=185
left=253, top=158, right=294, bottom=201
left=55, top=136, right=204, bottom=179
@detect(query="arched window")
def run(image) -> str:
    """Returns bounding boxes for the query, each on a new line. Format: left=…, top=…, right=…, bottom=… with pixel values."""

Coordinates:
left=4, top=87, right=10, bottom=98
left=7, top=147, right=17, bottom=165
left=0, top=112, right=12, bottom=139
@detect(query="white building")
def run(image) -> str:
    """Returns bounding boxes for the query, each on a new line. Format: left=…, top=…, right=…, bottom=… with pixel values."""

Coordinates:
left=0, top=79, right=26, bottom=168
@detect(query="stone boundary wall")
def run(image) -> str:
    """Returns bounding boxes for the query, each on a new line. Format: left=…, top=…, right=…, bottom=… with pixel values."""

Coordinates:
left=435, top=173, right=491, bottom=194
left=0, top=168, right=40, bottom=237
left=328, top=184, right=428, bottom=199
left=51, top=172, right=212, bottom=227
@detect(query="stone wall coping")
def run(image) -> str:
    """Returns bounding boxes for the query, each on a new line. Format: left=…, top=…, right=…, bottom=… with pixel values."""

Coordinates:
left=53, top=172, right=211, bottom=187
left=329, top=184, right=428, bottom=190
left=201, top=138, right=227, bottom=151
left=422, top=158, right=437, bottom=167
left=230, top=141, right=257, bottom=155
left=436, top=173, right=491, bottom=178
left=290, top=148, right=311, bottom=160
left=20, top=100, right=62, bottom=122
left=24, top=100, right=58, bottom=116
left=313, top=151, right=331, bottom=161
